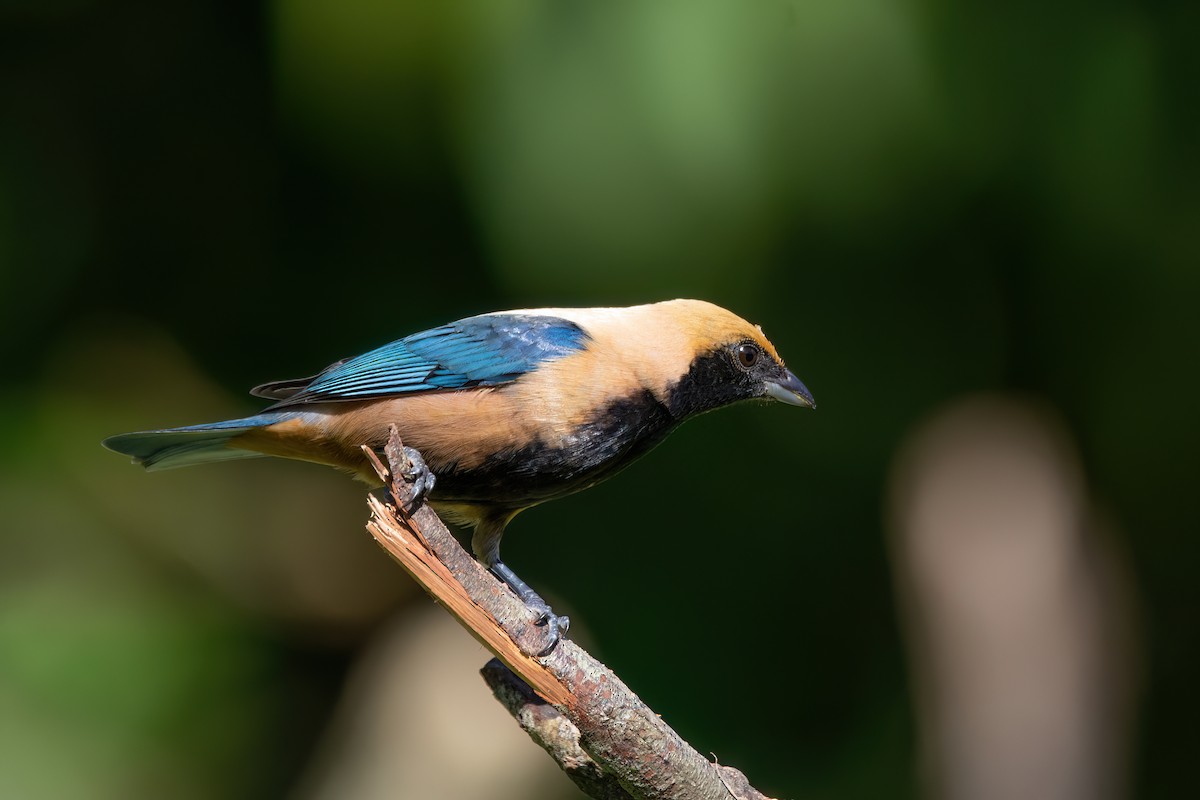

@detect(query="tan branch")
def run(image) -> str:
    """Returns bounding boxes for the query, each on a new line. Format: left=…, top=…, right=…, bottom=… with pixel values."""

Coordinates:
left=360, top=427, right=775, bottom=800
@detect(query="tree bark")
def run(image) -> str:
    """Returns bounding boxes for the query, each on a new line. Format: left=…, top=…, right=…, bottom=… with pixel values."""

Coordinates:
left=360, top=428, right=775, bottom=800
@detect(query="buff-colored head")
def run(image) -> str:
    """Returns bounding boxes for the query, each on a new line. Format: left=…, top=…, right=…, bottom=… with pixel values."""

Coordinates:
left=646, top=299, right=815, bottom=413
left=532, top=299, right=815, bottom=417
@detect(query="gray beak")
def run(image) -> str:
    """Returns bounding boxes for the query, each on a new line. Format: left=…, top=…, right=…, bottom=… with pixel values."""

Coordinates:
left=764, top=369, right=816, bottom=408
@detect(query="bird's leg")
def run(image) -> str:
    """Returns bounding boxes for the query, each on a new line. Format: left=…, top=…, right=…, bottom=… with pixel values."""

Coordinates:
left=474, top=514, right=568, bottom=656
left=489, top=559, right=569, bottom=656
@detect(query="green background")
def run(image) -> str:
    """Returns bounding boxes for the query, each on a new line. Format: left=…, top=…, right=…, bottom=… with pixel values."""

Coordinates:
left=1, top=1, right=1196, bottom=798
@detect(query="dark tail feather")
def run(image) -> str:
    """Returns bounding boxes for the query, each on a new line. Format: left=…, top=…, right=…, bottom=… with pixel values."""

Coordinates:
left=102, top=412, right=296, bottom=471
left=250, top=377, right=314, bottom=400
left=250, top=357, right=350, bottom=400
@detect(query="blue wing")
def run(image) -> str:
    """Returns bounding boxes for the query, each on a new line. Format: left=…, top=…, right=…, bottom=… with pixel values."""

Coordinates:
left=260, top=313, right=589, bottom=406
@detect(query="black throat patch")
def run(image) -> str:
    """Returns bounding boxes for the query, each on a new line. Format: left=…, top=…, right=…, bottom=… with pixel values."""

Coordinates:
left=665, top=349, right=757, bottom=419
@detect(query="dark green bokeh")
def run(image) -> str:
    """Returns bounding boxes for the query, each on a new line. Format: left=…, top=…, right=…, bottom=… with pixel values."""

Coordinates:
left=1, top=1, right=1196, bottom=798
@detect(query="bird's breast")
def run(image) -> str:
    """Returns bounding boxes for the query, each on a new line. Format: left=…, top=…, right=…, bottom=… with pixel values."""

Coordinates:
left=430, top=386, right=678, bottom=508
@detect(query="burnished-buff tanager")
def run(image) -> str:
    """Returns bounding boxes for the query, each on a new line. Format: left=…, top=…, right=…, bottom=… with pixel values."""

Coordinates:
left=105, top=300, right=815, bottom=650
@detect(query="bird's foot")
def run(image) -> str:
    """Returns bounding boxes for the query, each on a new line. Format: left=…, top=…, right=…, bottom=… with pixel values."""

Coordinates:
left=490, top=559, right=568, bottom=657
left=397, top=446, right=435, bottom=511
left=525, top=598, right=570, bottom=657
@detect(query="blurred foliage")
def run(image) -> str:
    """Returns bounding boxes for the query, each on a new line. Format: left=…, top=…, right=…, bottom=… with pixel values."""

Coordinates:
left=1, top=1, right=1197, bottom=798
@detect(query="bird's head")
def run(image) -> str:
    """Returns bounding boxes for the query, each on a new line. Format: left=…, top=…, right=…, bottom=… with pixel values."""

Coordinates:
left=645, top=299, right=816, bottom=419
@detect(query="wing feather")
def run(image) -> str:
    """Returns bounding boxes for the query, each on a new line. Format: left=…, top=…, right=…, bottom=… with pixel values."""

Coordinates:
left=264, top=313, right=588, bottom=407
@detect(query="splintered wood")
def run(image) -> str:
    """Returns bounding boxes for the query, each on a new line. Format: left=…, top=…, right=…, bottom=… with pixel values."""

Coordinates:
left=360, top=440, right=571, bottom=707
left=358, top=426, right=773, bottom=800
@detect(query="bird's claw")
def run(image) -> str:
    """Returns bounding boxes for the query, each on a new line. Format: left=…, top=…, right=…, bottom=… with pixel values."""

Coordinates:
left=488, top=559, right=568, bottom=656
left=400, top=446, right=435, bottom=510
left=526, top=598, right=570, bottom=656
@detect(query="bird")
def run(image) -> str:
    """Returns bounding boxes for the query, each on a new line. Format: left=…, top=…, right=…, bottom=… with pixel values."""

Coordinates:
left=104, top=299, right=815, bottom=652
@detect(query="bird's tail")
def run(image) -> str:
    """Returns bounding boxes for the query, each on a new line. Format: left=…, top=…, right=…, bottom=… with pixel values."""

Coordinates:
left=102, top=411, right=299, bottom=471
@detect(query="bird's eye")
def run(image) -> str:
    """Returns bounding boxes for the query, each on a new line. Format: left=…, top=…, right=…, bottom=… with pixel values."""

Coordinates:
left=734, top=343, right=760, bottom=370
